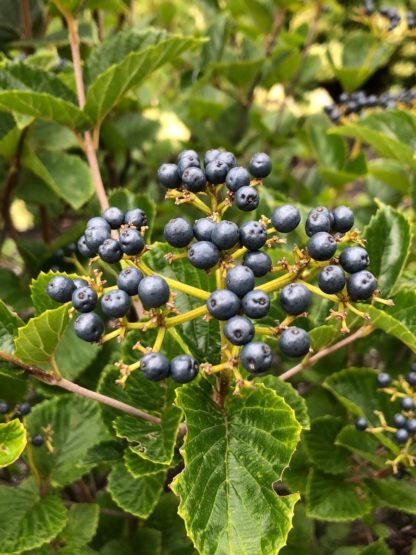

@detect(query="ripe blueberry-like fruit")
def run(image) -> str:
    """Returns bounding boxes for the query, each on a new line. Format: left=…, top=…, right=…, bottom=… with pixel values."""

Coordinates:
left=243, top=250, right=272, bottom=277
left=235, top=186, right=259, bottom=211
left=318, top=265, right=345, bottom=294
left=125, top=208, right=147, bottom=229
left=84, top=225, right=110, bottom=251
left=18, top=403, right=31, bottom=416
left=204, top=149, right=220, bottom=165
left=138, top=276, right=170, bottom=309
left=340, top=247, right=369, bottom=274
left=347, top=271, right=377, bottom=301
left=188, top=241, right=220, bottom=269
left=86, top=216, right=110, bottom=231
left=157, top=163, right=181, bottom=189
left=47, top=276, right=75, bottom=303
left=182, top=167, right=207, bottom=193
left=226, top=265, right=255, bottom=298
left=280, top=283, right=311, bottom=315
left=279, top=327, right=310, bottom=358
left=225, top=166, right=250, bottom=192
left=31, top=434, right=44, bottom=447
left=224, top=316, right=254, bottom=346
left=73, top=278, right=88, bottom=289
left=211, top=220, right=239, bottom=250
left=239, top=221, right=267, bottom=250
left=0, top=402, right=9, bottom=414
left=77, top=235, right=96, bottom=258
left=406, top=418, right=416, bottom=433
left=354, top=417, right=368, bottom=431
left=103, top=207, right=124, bottom=229
left=119, top=228, right=145, bottom=255
left=401, top=396, right=414, bottom=411
left=177, top=149, right=199, bottom=162
left=305, top=210, right=331, bottom=237
left=271, top=204, right=301, bottom=233
left=307, top=232, right=337, bottom=261
left=170, top=355, right=199, bottom=383
left=248, top=152, right=272, bottom=178
left=377, top=372, right=391, bottom=388
left=242, top=289, right=270, bottom=319
left=193, top=218, right=217, bottom=242
left=101, top=289, right=131, bottom=318
left=217, top=151, right=237, bottom=169
left=72, top=286, right=98, bottom=313
left=332, top=205, right=354, bottom=233
left=177, top=154, right=200, bottom=176
left=240, top=342, right=272, bottom=374
left=395, top=428, right=409, bottom=444
left=205, top=159, right=229, bottom=184
left=140, top=352, right=170, bottom=381
left=406, top=371, right=416, bottom=386
left=117, top=267, right=143, bottom=296
left=164, top=218, right=194, bottom=248
left=74, top=312, right=104, bottom=342
left=393, top=413, right=407, bottom=428
left=207, top=289, right=241, bottom=320
left=98, top=239, right=123, bottom=263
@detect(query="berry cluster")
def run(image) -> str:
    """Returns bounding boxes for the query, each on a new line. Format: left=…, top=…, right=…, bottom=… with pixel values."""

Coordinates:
left=0, top=402, right=44, bottom=447
left=363, top=1, right=416, bottom=30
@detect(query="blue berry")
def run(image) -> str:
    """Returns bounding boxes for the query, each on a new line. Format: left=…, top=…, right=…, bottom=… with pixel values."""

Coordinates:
left=248, top=153, right=272, bottom=178
left=157, top=163, right=181, bottom=189
left=101, top=289, right=131, bottom=318
left=305, top=209, right=331, bottom=237
left=243, top=251, right=272, bottom=277
left=170, top=355, right=199, bottom=384
left=332, top=206, right=354, bottom=233
left=217, top=151, right=237, bottom=169
left=205, top=159, right=229, bottom=184
left=377, top=372, right=391, bottom=388
left=406, top=418, right=416, bottom=433
left=204, top=149, right=220, bottom=166
left=239, top=221, right=267, bottom=250
left=207, top=289, right=241, bottom=321
left=188, top=241, right=220, bottom=270
left=119, top=228, right=145, bottom=256
left=406, top=371, right=416, bottom=386
left=47, top=276, right=75, bottom=303
left=393, top=413, right=407, bottom=428
left=125, top=209, right=147, bottom=229
left=193, top=218, right=217, bottom=242
left=138, top=276, right=170, bottom=309
left=18, top=403, right=31, bottom=416
left=279, top=327, right=310, bottom=358
left=318, top=265, right=346, bottom=294
left=182, top=167, right=207, bottom=193
left=84, top=225, right=110, bottom=251
left=401, top=396, right=414, bottom=411
left=98, top=239, right=123, bottom=263
left=395, top=428, right=409, bottom=444
left=235, top=186, right=259, bottom=212
left=73, top=278, right=88, bottom=289
left=354, top=417, right=368, bottom=431
left=340, top=247, right=369, bottom=274
left=242, top=289, right=270, bottom=319
left=224, top=316, right=254, bottom=346
left=177, top=149, right=199, bottom=161
left=117, top=267, right=143, bottom=296
left=307, top=232, right=337, bottom=261
left=86, top=217, right=110, bottom=231
left=103, top=207, right=124, bottom=229
left=225, top=167, right=250, bottom=192
left=280, top=283, right=311, bottom=315
left=31, top=434, right=44, bottom=447
left=72, top=286, right=98, bottom=313
left=77, top=235, right=96, bottom=258
left=271, top=205, right=301, bottom=233
left=347, top=271, right=377, bottom=301
left=240, top=342, right=272, bottom=374
left=226, top=265, right=255, bottom=298
left=164, top=218, right=194, bottom=248
left=211, top=221, right=239, bottom=250
left=74, top=312, right=104, bottom=342
left=0, top=402, right=9, bottom=414
left=177, top=154, right=200, bottom=176
left=140, top=352, right=170, bottom=381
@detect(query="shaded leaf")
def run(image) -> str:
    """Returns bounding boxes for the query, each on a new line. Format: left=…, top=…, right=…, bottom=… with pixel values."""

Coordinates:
left=0, top=418, right=27, bottom=468
left=304, top=416, right=349, bottom=474
left=59, top=503, right=99, bottom=548
left=0, top=299, right=23, bottom=354
left=365, top=478, right=416, bottom=515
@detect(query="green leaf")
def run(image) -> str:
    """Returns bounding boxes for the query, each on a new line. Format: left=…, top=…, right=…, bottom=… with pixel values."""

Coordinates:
left=14, top=305, right=70, bottom=365
left=309, top=324, right=337, bottom=351
left=55, top=325, right=101, bottom=381
left=171, top=379, right=301, bottom=555
left=364, top=206, right=411, bottom=295
left=79, top=441, right=124, bottom=466
left=368, top=159, right=410, bottom=194
left=361, top=540, right=392, bottom=555
left=306, top=115, right=346, bottom=170
left=0, top=299, right=23, bottom=354
left=365, top=478, right=416, bottom=515
left=0, top=477, right=67, bottom=554
left=336, top=425, right=385, bottom=467
left=59, top=503, right=99, bottom=548
left=306, top=469, right=371, bottom=521
left=0, top=419, right=27, bottom=468
left=304, top=416, right=349, bottom=474
left=26, top=396, right=107, bottom=487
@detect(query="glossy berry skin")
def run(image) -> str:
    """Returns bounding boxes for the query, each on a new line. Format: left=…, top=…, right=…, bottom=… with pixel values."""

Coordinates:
left=242, top=290, right=270, bottom=319
left=0, top=402, right=9, bottom=414
left=73, top=278, right=88, bottom=289
left=47, top=276, right=75, bottom=303
left=395, top=428, right=409, bottom=444
left=332, top=206, right=354, bottom=233
left=406, top=371, right=416, bottom=386
left=240, top=342, right=272, bottom=374
left=177, top=154, right=200, bottom=176
left=103, top=207, right=124, bottom=229
left=77, top=235, right=96, bottom=258
left=305, top=210, right=331, bottom=237
left=393, top=413, right=407, bottom=428
left=407, top=419, right=416, bottom=433
left=318, top=265, right=345, bottom=294
left=235, top=186, right=259, bottom=212
left=204, top=149, right=220, bottom=166
left=119, top=228, right=145, bottom=256
left=354, top=417, right=368, bottom=431
left=239, top=221, right=267, bottom=250
left=86, top=216, right=110, bottom=231
left=248, top=153, right=272, bottom=178
left=279, top=327, right=310, bottom=358
left=211, top=221, right=239, bottom=250
left=271, top=205, right=301, bottom=233
left=98, top=239, right=123, bottom=263
left=101, top=289, right=131, bottom=318
left=31, top=435, right=44, bottom=447
left=18, top=403, right=31, bottom=416
left=243, top=251, right=272, bottom=277
left=177, top=149, right=198, bottom=162
left=138, top=276, right=170, bottom=309
left=207, top=289, right=241, bottom=321
left=280, top=283, right=311, bottom=316
left=307, top=232, right=337, bottom=261
left=170, top=355, right=199, bottom=384
left=84, top=225, right=110, bottom=251
left=401, top=396, right=415, bottom=411
left=225, top=166, right=250, bottom=192
left=72, top=286, right=98, bottom=313
left=217, top=151, right=237, bottom=169
left=188, top=241, right=220, bottom=270
left=205, top=159, right=229, bottom=185
left=224, top=316, right=255, bottom=346
left=125, top=209, right=147, bottom=229
left=377, top=372, right=391, bottom=388
left=347, top=271, right=377, bottom=301
left=226, top=265, right=255, bottom=298
left=157, top=163, right=181, bottom=189
left=140, top=352, right=170, bottom=381
left=339, top=247, right=369, bottom=274
left=117, top=267, right=143, bottom=296
left=74, top=312, right=104, bottom=342
left=164, top=218, right=194, bottom=248
left=193, top=218, right=217, bottom=242
left=182, top=167, right=207, bottom=193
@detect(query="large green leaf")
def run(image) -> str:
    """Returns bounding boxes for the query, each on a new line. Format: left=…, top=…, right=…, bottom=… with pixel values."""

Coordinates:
left=58, top=503, right=99, bottom=549
left=171, top=379, right=301, bottom=555
left=0, top=478, right=67, bottom=554
left=365, top=478, right=416, bottom=515
left=336, top=425, right=385, bottom=468
left=304, top=416, right=349, bottom=475
left=0, top=299, right=23, bottom=354
left=364, top=206, right=411, bottom=295
left=0, top=419, right=27, bottom=468
left=55, top=325, right=101, bottom=381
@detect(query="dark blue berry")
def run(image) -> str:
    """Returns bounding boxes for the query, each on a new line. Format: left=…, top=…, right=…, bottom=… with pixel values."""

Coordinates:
left=271, top=204, right=301, bottom=233
left=31, top=434, right=44, bottom=447
left=205, top=159, right=229, bottom=184
left=86, top=217, right=110, bottom=231
left=164, top=218, right=194, bottom=248
left=217, top=151, right=237, bottom=169
left=84, top=225, right=110, bottom=251
left=401, top=396, right=415, bottom=411
left=225, top=167, right=250, bottom=192
left=318, top=265, right=346, bottom=294
left=347, top=271, right=377, bottom=301
left=354, top=417, right=368, bottom=431
left=406, top=371, right=416, bottom=386
left=119, top=228, right=145, bottom=256
left=72, top=286, right=98, bottom=313
left=18, top=403, right=31, bottom=416
left=307, top=232, right=337, bottom=261
left=170, top=355, right=199, bottom=384
left=138, top=276, right=170, bottom=309
left=280, top=283, right=311, bottom=315
left=177, top=149, right=198, bottom=162
left=240, top=342, right=272, bottom=374
left=248, top=153, right=272, bottom=178
left=101, top=289, right=131, bottom=318
left=0, top=402, right=9, bottom=414
left=393, top=413, right=407, bottom=428
left=207, top=289, right=241, bottom=321
left=226, top=266, right=255, bottom=297
left=392, top=465, right=407, bottom=480
left=235, top=186, right=259, bottom=212
left=125, top=209, right=147, bottom=229
left=212, top=221, right=239, bottom=250
left=188, top=241, right=220, bottom=270
left=395, top=428, right=409, bottom=444
left=157, top=163, right=181, bottom=189
left=279, top=327, right=310, bottom=358
left=193, top=218, right=217, bottom=242
left=177, top=154, right=200, bottom=176
left=117, top=267, right=143, bottom=296
left=73, top=278, right=88, bottom=289
left=305, top=209, right=331, bottom=237
left=204, top=149, right=220, bottom=166
left=103, top=207, right=124, bottom=229
left=98, top=239, right=123, bottom=263
left=339, top=247, right=369, bottom=274
left=377, top=372, right=391, bottom=388
left=243, top=251, right=272, bottom=277
left=77, top=235, right=96, bottom=258
left=47, top=276, right=75, bottom=303
left=239, top=221, right=267, bottom=250
left=242, top=289, right=270, bottom=319
left=74, top=312, right=104, bottom=342
left=332, top=206, right=354, bottom=233
left=182, top=167, right=207, bottom=193
left=224, top=316, right=254, bottom=346
left=406, top=418, right=416, bottom=433
left=140, top=352, right=170, bottom=381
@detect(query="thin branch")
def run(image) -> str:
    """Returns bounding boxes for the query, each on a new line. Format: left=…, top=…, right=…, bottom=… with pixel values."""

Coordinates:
left=19, top=0, right=32, bottom=39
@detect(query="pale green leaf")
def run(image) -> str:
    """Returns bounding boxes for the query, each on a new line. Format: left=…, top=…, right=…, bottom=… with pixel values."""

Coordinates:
left=0, top=299, right=23, bottom=354
left=0, top=419, right=27, bottom=468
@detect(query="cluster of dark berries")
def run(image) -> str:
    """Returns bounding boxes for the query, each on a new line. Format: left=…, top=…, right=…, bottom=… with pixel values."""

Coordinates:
left=158, top=150, right=271, bottom=212
left=363, top=2, right=415, bottom=30
left=139, top=353, right=199, bottom=384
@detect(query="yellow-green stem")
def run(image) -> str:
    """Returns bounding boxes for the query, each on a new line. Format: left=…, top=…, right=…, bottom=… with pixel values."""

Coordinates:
left=165, top=304, right=208, bottom=327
